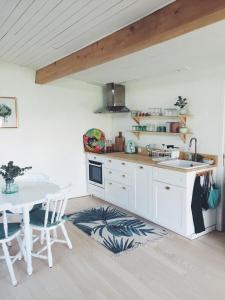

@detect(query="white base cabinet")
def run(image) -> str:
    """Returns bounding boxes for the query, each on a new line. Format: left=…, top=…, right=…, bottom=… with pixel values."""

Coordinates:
left=105, top=180, right=133, bottom=209
left=152, top=181, right=186, bottom=235
left=104, top=158, right=135, bottom=210
left=86, top=154, right=217, bottom=239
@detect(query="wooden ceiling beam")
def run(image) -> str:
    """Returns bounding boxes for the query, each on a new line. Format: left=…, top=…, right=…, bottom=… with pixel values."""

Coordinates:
left=35, top=0, right=225, bottom=84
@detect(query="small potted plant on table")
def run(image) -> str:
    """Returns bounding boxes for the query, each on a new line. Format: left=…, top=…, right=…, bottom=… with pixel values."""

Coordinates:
left=0, top=161, right=32, bottom=194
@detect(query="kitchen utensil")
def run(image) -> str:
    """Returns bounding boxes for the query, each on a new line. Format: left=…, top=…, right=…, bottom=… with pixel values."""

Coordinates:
left=146, top=144, right=157, bottom=156
left=171, top=122, right=180, bottom=133
left=125, top=140, right=136, bottom=154
left=151, top=149, right=180, bottom=161
left=179, top=126, right=188, bottom=134
left=114, top=132, right=125, bottom=152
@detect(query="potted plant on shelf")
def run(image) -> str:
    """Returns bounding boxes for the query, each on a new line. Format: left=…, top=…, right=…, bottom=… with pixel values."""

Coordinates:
left=0, top=161, right=32, bottom=194
left=174, top=96, right=188, bottom=115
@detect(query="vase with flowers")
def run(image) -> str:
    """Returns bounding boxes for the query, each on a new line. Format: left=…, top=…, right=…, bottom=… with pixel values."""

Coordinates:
left=0, top=161, right=32, bottom=194
left=174, top=96, right=188, bottom=115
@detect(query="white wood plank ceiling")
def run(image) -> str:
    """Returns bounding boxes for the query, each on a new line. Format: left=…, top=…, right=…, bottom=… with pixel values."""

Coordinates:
left=0, top=0, right=174, bottom=70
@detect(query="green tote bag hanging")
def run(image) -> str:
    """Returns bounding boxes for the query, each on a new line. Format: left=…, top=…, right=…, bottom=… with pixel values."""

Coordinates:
left=208, top=173, right=220, bottom=209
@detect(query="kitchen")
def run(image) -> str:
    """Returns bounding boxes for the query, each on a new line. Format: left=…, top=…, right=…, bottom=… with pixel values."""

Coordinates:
left=1, top=1, right=225, bottom=299
left=85, top=83, right=219, bottom=240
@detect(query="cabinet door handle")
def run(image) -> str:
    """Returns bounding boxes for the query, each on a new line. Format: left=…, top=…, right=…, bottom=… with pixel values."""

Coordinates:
left=139, top=166, right=144, bottom=169
left=109, top=182, right=112, bottom=185
left=108, top=159, right=112, bottom=163
left=165, top=186, right=170, bottom=190
left=122, top=174, right=126, bottom=178
left=109, top=171, right=112, bottom=174
left=94, top=157, right=96, bottom=159
left=121, top=162, right=126, bottom=165
left=122, top=187, right=126, bottom=190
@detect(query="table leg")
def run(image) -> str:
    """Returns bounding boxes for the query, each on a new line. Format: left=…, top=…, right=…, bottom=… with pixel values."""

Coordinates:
left=23, top=206, right=32, bottom=275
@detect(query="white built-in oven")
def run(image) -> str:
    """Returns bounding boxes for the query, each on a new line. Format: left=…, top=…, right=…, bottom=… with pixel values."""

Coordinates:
left=88, top=158, right=104, bottom=188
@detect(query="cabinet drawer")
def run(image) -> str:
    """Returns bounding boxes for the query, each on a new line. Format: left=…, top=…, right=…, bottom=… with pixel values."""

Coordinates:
left=105, top=180, right=130, bottom=208
left=152, top=167, right=186, bottom=187
left=86, top=153, right=105, bottom=163
left=105, top=168, right=130, bottom=185
left=88, top=184, right=105, bottom=200
left=104, top=158, right=132, bottom=172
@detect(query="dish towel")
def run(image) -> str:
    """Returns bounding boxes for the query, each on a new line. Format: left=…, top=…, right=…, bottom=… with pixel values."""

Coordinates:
left=191, top=176, right=205, bottom=234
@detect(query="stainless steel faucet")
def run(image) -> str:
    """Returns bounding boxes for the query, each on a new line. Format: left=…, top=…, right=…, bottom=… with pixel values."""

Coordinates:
left=189, top=138, right=197, bottom=161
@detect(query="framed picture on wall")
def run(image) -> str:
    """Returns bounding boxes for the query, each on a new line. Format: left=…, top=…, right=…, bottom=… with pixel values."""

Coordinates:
left=0, top=97, right=18, bottom=128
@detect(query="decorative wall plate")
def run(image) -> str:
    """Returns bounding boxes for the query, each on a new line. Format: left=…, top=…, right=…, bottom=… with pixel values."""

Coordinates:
left=83, top=128, right=105, bottom=153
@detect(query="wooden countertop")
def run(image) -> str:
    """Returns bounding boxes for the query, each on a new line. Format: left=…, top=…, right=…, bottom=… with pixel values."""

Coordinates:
left=89, top=152, right=217, bottom=173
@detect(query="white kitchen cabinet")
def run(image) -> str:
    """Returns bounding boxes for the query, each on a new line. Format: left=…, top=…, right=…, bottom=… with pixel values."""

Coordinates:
left=152, top=180, right=186, bottom=234
left=134, top=164, right=153, bottom=219
left=86, top=154, right=217, bottom=239
left=105, top=179, right=133, bottom=209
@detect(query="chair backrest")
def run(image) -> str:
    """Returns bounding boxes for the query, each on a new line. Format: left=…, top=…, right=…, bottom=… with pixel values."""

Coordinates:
left=16, top=172, right=50, bottom=183
left=43, top=186, right=72, bottom=227
left=0, top=204, right=13, bottom=240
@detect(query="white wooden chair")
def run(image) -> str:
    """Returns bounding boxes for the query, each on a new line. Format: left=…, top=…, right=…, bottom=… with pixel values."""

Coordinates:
left=15, top=172, right=50, bottom=215
left=16, top=172, right=50, bottom=183
left=0, top=204, right=25, bottom=286
left=30, top=187, right=72, bottom=267
left=16, top=172, right=50, bottom=242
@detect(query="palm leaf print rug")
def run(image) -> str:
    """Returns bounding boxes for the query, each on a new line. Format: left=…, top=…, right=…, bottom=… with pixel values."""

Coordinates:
left=66, top=206, right=168, bottom=254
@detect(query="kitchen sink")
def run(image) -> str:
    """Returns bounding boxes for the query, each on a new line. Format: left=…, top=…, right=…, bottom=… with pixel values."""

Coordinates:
left=158, top=159, right=210, bottom=169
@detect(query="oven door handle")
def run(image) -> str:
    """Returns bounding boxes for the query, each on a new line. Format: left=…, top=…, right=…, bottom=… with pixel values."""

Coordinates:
left=89, top=163, right=102, bottom=168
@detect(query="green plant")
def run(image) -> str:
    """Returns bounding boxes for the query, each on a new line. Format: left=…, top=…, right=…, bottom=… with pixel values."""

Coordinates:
left=0, top=104, right=12, bottom=121
left=174, top=96, right=188, bottom=109
left=0, top=161, right=32, bottom=184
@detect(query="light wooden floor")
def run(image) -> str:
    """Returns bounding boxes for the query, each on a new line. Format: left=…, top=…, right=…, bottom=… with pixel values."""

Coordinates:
left=1, top=196, right=225, bottom=300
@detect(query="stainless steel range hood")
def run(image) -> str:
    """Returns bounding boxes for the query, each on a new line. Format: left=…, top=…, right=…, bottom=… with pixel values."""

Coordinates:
left=95, top=83, right=130, bottom=113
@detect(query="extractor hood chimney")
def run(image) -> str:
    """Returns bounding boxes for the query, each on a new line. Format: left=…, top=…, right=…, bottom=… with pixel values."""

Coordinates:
left=95, top=83, right=130, bottom=113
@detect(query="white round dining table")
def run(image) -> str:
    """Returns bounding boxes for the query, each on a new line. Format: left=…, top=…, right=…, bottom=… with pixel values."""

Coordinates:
left=0, top=182, right=60, bottom=275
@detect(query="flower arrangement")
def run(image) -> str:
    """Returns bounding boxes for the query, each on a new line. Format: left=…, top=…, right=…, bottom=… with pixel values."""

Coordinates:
left=174, top=96, right=188, bottom=109
left=0, top=104, right=12, bottom=122
left=0, top=161, right=32, bottom=184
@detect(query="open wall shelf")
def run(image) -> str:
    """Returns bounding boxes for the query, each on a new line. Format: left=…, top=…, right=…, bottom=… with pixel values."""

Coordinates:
left=131, top=114, right=192, bottom=143
left=130, top=131, right=192, bottom=143
left=132, top=114, right=190, bottom=125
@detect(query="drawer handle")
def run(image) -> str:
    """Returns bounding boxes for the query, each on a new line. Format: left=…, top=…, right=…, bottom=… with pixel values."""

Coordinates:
left=122, top=174, right=126, bottom=178
left=165, top=186, right=170, bottom=190
left=121, top=162, right=126, bottom=165
left=109, top=171, right=112, bottom=174
left=108, top=159, right=112, bottom=163
left=139, top=166, right=144, bottom=169
left=122, top=187, right=126, bottom=190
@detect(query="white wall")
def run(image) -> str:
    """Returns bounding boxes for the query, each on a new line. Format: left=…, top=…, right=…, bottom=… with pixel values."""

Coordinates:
left=0, top=60, right=111, bottom=197
left=113, top=68, right=225, bottom=155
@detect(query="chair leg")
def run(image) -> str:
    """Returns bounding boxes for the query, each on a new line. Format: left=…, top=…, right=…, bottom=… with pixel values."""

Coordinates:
left=61, top=224, right=72, bottom=249
left=46, top=230, right=53, bottom=268
left=30, top=228, right=33, bottom=251
left=16, top=235, right=26, bottom=262
left=40, top=231, right=45, bottom=245
left=2, top=242, right=17, bottom=286
left=53, top=229, right=57, bottom=240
